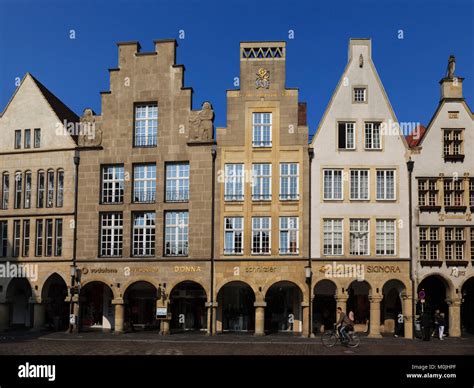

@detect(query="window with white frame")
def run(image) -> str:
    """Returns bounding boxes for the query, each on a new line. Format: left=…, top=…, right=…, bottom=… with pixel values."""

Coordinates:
left=37, top=171, right=45, bottom=208
left=134, top=104, right=158, bottom=147
left=166, top=163, right=189, bottom=202
left=365, top=122, right=381, bottom=149
left=376, top=170, right=395, bottom=200
left=55, top=219, right=62, bottom=257
left=56, top=170, right=64, bottom=207
left=133, top=212, right=156, bottom=257
left=252, top=164, right=271, bottom=201
left=224, top=164, right=244, bottom=201
left=323, top=219, right=343, bottom=255
left=323, top=169, right=343, bottom=200
left=35, top=220, right=43, bottom=256
left=353, top=87, right=366, bottom=102
left=279, top=217, right=299, bottom=254
left=13, top=220, right=20, bottom=257
left=252, top=217, right=271, bottom=254
left=1, top=173, right=9, bottom=209
left=443, top=129, right=463, bottom=158
left=350, top=170, right=369, bottom=200
left=350, top=219, right=369, bottom=255
left=165, top=211, right=188, bottom=256
left=0, top=221, right=7, bottom=257
left=338, top=122, right=355, bottom=150
left=280, top=163, right=299, bottom=200
left=46, top=170, right=54, bottom=208
left=45, top=219, right=53, bottom=257
left=376, top=219, right=396, bottom=255
left=22, top=220, right=30, bottom=257
left=445, top=227, right=464, bottom=261
left=101, top=165, right=124, bottom=204
left=224, top=217, right=243, bottom=255
left=100, top=213, right=123, bottom=257
left=14, top=172, right=22, bottom=209
left=252, top=112, right=272, bottom=147
left=419, top=227, right=439, bottom=261
left=133, top=164, right=156, bottom=203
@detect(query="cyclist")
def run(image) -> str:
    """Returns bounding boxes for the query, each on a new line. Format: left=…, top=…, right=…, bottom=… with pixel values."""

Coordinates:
left=336, top=307, right=354, bottom=343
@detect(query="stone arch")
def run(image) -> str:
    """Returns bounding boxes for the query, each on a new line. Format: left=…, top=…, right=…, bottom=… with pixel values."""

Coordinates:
left=262, top=279, right=307, bottom=303
left=215, top=278, right=260, bottom=301
left=123, top=281, right=158, bottom=328
left=313, top=279, right=338, bottom=333
left=119, top=277, right=160, bottom=299
left=461, top=276, right=474, bottom=335
left=418, top=273, right=455, bottom=300
left=6, top=277, right=33, bottom=327
left=167, top=278, right=209, bottom=302
left=40, top=273, right=69, bottom=330
left=79, top=281, right=115, bottom=331
left=347, top=280, right=372, bottom=324
left=169, top=280, right=207, bottom=332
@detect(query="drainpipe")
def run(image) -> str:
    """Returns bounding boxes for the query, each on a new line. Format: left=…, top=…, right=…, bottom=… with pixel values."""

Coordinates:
left=307, top=147, right=315, bottom=337
left=209, top=144, right=217, bottom=335
left=69, top=149, right=80, bottom=333
left=407, top=158, right=415, bottom=338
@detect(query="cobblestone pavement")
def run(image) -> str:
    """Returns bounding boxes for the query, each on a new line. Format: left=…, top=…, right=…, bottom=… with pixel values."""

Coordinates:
left=0, top=330, right=473, bottom=355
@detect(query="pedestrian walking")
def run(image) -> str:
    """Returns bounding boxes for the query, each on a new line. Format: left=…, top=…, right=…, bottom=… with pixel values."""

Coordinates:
left=438, top=313, right=446, bottom=340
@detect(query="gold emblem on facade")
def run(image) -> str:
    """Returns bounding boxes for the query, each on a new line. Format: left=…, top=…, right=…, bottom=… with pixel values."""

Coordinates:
left=256, top=68, right=270, bottom=89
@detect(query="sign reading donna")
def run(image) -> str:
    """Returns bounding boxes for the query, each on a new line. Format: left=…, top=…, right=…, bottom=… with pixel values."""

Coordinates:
left=0, top=262, right=38, bottom=281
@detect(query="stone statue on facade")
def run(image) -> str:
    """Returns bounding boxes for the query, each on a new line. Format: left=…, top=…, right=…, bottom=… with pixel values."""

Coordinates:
left=446, top=55, right=456, bottom=79
left=359, top=54, right=364, bottom=68
left=189, top=102, right=214, bottom=141
left=78, top=108, right=102, bottom=147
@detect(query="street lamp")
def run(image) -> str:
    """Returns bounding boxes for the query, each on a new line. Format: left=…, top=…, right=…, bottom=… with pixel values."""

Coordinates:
left=68, top=265, right=77, bottom=333
left=305, top=265, right=312, bottom=284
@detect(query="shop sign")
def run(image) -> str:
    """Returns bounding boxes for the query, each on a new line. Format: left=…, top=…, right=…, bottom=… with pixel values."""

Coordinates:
left=156, top=307, right=167, bottom=319
left=174, top=266, right=201, bottom=273
left=245, top=266, right=277, bottom=273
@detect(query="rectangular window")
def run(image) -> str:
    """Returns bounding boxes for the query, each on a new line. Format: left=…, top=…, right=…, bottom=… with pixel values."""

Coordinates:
left=14, top=172, right=22, bottom=209
left=24, top=129, right=31, bottom=149
left=132, top=212, right=155, bottom=257
left=365, top=122, right=381, bottom=149
left=165, top=211, right=189, bottom=256
left=224, top=164, right=244, bottom=201
left=100, top=213, right=123, bottom=257
left=37, top=171, right=45, bottom=208
left=470, top=179, right=474, bottom=207
left=279, top=217, right=299, bottom=254
left=56, top=170, right=64, bottom=207
left=24, top=172, right=32, bottom=209
left=34, top=128, right=41, bottom=148
left=2, top=173, right=9, bottom=210
left=45, top=219, right=53, bottom=257
left=350, top=219, right=369, bottom=255
left=376, top=219, right=396, bottom=255
left=323, top=169, right=343, bottom=200
left=376, top=170, right=395, bottom=200
left=22, top=220, right=30, bottom=257
left=444, top=179, right=464, bottom=207
left=419, top=227, right=439, bottom=261
left=418, top=179, right=439, bottom=207
left=101, top=165, right=124, bottom=204
left=354, top=87, right=366, bottom=102
left=14, top=130, right=21, bottom=149
left=350, top=170, right=369, bottom=200
left=443, top=129, right=463, bottom=158
left=471, top=228, right=474, bottom=261
left=133, top=164, right=156, bottom=203
left=280, top=163, right=299, bottom=200
left=0, top=221, right=7, bottom=257
left=13, top=220, right=20, bottom=257
left=323, top=219, right=343, bottom=255
left=165, top=163, right=189, bottom=202
left=252, top=217, right=271, bottom=254
left=46, top=170, right=54, bottom=208
left=252, top=164, right=272, bottom=201
left=445, top=227, right=464, bottom=261
left=55, top=219, right=63, bottom=256
left=252, top=112, right=272, bottom=147
left=338, top=122, right=355, bottom=149
left=35, top=220, right=43, bottom=256
left=224, top=217, right=243, bottom=255
left=134, top=104, right=158, bottom=147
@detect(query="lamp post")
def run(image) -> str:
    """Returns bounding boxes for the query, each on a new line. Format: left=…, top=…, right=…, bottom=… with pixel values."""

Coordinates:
left=305, top=265, right=313, bottom=337
left=407, top=158, right=415, bottom=339
left=68, top=265, right=77, bottom=333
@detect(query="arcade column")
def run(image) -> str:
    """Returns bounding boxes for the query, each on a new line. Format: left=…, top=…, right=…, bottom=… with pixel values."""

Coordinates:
left=254, top=301, right=266, bottom=336
left=30, top=297, right=46, bottom=330
left=112, top=299, right=125, bottom=334
left=368, top=295, right=383, bottom=338
left=447, top=297, right=462, bottom=337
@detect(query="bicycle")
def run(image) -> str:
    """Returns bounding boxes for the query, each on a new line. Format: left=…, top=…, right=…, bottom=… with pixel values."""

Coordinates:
left=322, top=324, right=360, bottom=348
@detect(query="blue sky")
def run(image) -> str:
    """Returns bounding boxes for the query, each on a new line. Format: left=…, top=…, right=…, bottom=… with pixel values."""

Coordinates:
left=0, top=0, right=472, bottom=136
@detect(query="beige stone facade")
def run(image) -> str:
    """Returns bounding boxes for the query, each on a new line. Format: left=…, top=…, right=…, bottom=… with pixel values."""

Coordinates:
left=0, top=73, right=78, bottom=331
left=214, top=42, right=310, bottom=335
left=75, top=40, right=215, bottom=333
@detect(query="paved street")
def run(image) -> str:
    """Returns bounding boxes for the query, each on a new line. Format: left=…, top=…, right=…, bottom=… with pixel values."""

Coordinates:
left=0, top=330, right=473, bottom=355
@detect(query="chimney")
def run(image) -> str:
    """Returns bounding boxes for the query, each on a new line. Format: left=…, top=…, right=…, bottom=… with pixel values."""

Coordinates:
left=348, top=38, right=371, bottom=63
left=439, top=55, right=464, bottom=100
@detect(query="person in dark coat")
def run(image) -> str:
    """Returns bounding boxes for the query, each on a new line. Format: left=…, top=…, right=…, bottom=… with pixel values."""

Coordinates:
left=421, top=311, right=432, bottom=341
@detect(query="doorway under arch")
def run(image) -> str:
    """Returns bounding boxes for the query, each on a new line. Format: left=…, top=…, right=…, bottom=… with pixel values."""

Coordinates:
left=80, top=282, right=114, bottom=331
left=41, top=273, right=68, bottom=331
left=6, top=278, right=32, bottom=328
left=124, top=281, right=157, bottom=329
left=313, top=279, right=337, bottom=333
left=264, top=281, right=303, bottom=334
left=170, top=281, right=207, bottom=332
left=217, top=281, right=255, bottom=332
